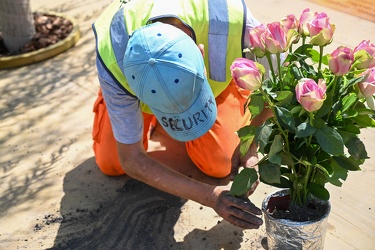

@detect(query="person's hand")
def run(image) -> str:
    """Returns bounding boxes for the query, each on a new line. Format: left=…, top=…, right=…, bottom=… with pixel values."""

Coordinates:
left=212, top=186, right=263, bottom=229
left=230, top=142, right=260, bottom=196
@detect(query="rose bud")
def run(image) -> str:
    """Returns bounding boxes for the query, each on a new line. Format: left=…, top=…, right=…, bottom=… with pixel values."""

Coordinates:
left=249, top=24, right=267, bottom=58
left=358, top=67, right=375, bottom=98
left=298, top=8, right=314, bottom=36
left=264, top=22, right=289, bottom=54
left=328, top=46, right=354, bottom=76
left=308, top=12, right=335, bottom=46
left=296, top=78, right=327, bottom=112
left=354, top=40, right=375, bottom=69
left=230, top=58, right=263, bottom=91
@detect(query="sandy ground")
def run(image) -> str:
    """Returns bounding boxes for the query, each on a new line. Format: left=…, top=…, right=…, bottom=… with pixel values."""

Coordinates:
left=0, top=0, right=374, bottom=249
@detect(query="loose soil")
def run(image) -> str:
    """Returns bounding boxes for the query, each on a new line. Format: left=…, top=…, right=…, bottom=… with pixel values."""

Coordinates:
left=0, top=12, right=73, bottom=57
left=266, top=193, right=329, bottom=222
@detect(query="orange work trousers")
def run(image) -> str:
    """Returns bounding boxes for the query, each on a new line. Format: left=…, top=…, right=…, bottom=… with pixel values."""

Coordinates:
left=92, top=79, right=251, bottom=178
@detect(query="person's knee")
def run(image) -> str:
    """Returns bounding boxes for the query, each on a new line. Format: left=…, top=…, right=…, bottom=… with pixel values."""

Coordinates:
left=95, top=158, right=124, bottom=176
left=93, top=141, right=125, bottom=176
left=193, top=153, right=232, bottom=178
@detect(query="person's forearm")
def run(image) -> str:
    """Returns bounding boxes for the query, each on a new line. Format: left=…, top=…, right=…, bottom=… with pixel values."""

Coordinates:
left=116, top=142, right=218, bottom=208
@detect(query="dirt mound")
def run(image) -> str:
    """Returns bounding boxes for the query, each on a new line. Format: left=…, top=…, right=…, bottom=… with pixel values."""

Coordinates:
left=0, top=12, right=73, bottom=57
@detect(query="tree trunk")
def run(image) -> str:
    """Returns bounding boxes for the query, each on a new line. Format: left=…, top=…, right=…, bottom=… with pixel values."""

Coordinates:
left=0, top=0, right=35, bottom=53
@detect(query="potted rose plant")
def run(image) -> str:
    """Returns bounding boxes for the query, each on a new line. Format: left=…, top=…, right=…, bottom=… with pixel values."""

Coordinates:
left=229, top=8, right=375, bottom=249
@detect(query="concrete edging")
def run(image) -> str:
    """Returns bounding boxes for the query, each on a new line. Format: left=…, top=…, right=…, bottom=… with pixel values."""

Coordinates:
left=0, top=11, right=80, bottom=70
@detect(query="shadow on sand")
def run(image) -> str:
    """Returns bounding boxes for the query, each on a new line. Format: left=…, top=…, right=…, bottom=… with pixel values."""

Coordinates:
left=50, top=154, right=249, bottom=249
left=50, top=157, right=185, bottom=249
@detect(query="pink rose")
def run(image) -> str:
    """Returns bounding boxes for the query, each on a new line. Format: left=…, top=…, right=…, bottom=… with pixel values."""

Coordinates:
left=296, top=78, right=327, bottom=112
left=280, top=14, right=300, bottom=44
left=354, top=40, right=375, bottom=69
left=264, top=22, right=289, bottom=54
left=358, top=67, right=375, bottom=98
left=281, top=14, right=298, bottom=30
left=328, top=46, right=354, bottom=76
left=230, top=58, right=263, bottom=91
left=298, top=8, right=314, bottom=36
left=249, top=24, right=267, bottom=58
left=308, top=12, right=335, bottom=46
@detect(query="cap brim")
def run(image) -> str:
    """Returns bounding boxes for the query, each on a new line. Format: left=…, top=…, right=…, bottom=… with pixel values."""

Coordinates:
left=150, top=78, right=217, bottom=142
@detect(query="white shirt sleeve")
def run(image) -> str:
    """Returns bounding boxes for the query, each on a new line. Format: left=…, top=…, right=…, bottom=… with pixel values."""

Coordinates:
left=244, top=7, right=262, bottom=49
left=96, top=58, right=144, bottom=144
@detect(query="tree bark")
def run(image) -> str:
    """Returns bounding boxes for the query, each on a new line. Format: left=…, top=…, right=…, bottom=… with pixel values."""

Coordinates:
left=0, top=0, right=35, bottom=53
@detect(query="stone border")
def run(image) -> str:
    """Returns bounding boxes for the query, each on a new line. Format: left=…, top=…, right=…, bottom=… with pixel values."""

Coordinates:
left=0, top=12, right=80, bottom=70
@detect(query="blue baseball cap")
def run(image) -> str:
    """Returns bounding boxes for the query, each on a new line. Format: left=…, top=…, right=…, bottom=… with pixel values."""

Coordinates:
left=123, top=22, right=217, bottom=142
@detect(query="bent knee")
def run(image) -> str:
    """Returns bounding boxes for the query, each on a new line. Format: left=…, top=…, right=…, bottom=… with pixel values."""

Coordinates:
left=95, top=156, right=125, bottom=176
left=192, top=154, right=231, bottom=178
left=93, top=143, right=125, bottom=176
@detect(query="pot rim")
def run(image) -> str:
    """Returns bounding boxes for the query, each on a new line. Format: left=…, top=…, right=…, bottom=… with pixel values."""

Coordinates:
left=262, top=189, right=331, bottom=226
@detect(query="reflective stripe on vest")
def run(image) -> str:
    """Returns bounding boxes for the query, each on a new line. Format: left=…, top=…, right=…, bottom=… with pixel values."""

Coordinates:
left=208, top=0, right=228, bottom=82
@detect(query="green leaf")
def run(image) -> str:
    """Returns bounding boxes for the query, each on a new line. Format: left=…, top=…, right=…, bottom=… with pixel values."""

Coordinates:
left=275, top=106, right=295, bottom=131
left=346, top=137, right=369, bottom=160
left=326, top=159, right=349, bottom=186
left=341, top=93, right=357, bottom=112
left=237, top=126, right=256, bottom=157
left=351, top=115, right=375, bottom=127
left=339, top=124, right=360, bottom=134
left=337, top=130, right=356, bottom=144
left=321, top=54, right=329, bottom=65
left=291, top=65, right=303, bottom=80
left=259, top=161, right=281, bottom=184
left=300, top=60, right=317, bottom=76
left=248, top=94, right=264, bottom=118
left=237, top=125, right=256, bottom=140
left=296, top=122, right=317, bottom=138
left=290, top=105, right=303, bottom=115
left=239, top=137, right=253, bottom=158
left=332, top=156, right=361, bottom=171
left=347, top=75, right=365, bottom=87
left=356, top=107, right=375, bottom=116
left=342, top=109, right=358, bottom=118
left=317, top=162, right=334, bottom=177
left=255, top=62, right=266, bottom=75
left=256, top=123, right=272, bottom=153
left=299, top=107, right=307, bottom=117
left=230, top=168, right=258, bottom=196
left=294, top=44, right=314, bottom=55
left=280, top=151, right=294, bottom=166
left=309, top=48, right=321, bottom=63
left=316, top=90, right=333, bottom=117
left=313, top=171, right=329, bottom=186
left=262, top=78, right=274, bottom=95
left=275, top=91, right=293, bottom=105
left=261, top=176, right=292, bottom=188
left=312, top=117, right=326, bottom=129
left=307, top=183, right=330, bottom=201
left=337, top=130, right=359, bottom=144
left=316, top=126, right=344, bottom=155
left=237, top=126, right=257, bottom=157
left=269, top=134, right=283, bottom=164
left=314, top=163, right=332, bottom=177
left=331, top=101, right=342, bottom=121
left=283, top=173, right=296, bottom=182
